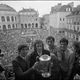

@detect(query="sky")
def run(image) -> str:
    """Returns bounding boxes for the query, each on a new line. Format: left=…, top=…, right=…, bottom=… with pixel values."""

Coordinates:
left=0, top=1, right=80, bottom=17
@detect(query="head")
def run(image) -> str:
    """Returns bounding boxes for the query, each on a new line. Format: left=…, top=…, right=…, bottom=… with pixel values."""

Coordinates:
left=18, top=44, right=29, bottom=58
left=60, top=38, right=68, bottom=51
left=72, top=41, right=80, bottom=53
left=46, top=36, right=55, bottom=48
left=34, top=40, right=44, bottom=55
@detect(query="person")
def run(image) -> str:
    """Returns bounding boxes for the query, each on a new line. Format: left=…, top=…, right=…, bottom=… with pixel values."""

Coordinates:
left=46, top=36, right=61, bottom=80
left=46, top=36, right=57, bottom=56
left=28, top=40, right=56, bottom=80
left=57, top=38, right=74, bottom=80
left=28, top=40, right=50, bottom=68
left=0, top=49, right=6, bottom=80
left=12, top=44, right=40, bottom=80
left=69, top=41, right=80, bottom=80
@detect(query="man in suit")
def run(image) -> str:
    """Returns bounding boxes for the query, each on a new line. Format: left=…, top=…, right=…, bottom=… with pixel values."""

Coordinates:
left=12, top=44, right=40, bottom=80
left=46, top=36, right=61, bottom=80
left=58, top=38, right=74, bottom=80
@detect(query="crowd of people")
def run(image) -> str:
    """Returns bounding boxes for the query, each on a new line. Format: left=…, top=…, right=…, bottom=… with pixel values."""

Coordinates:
left=0, top=36, right=80, bottom=80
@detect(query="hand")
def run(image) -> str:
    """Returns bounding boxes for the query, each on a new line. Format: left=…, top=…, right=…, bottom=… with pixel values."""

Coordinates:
left=32, top=61, right=40, bottom=71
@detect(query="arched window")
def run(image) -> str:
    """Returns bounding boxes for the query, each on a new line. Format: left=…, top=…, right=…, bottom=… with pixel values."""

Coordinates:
left=7, top=16, right=10, bottom=22
left=12, top=24, right=15, bottom=29
left=11, top=16, right=14, bottom=22
left=0, top=26, right=1, bottom=29
left=25, top=24, right=27, bottom=28
left=35, top=23, right=38, bottom=28
left=16, top=24, right=17, bottom=28
left=15, top=17, right=16, bottom=21
left=3, top=25, right=6, bottom=31
left=32, top=23, right=34, bottom=28
left=28, top=23, right=31, bottom=28
left=8, top=25, right=11, bottom=29
left=1, top=16, right=5, bottom=22
left=21, top=24, right=24, bottom=29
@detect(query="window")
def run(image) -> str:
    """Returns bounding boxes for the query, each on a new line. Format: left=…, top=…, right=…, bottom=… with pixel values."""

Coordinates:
left=77, top=22, right=79, bottom=25
left=60, top=18, right=61, bottom=21
left=36, top=18, right=37, bottom=21
left=35, top=23, right=38, bottom=28
left=3, top=25, right=6, bottom=30
left=8, top=25, right=11, bottom=29
left=0, top=26, right=1, bottom=29
left=74, top=22, right=76, bottom=25
left=11, top=16, right=14, bottom=22
left=12, top=24, right=15, bottom=29
left=1, top=16, right=5, bottom=22
left=7, top=16, right=10, bottom=22
left=32, top=23, right=34, bottom=28
left=74, top=26, right=75, bottom=31
left=40, top=26, right=43, bottom=29
left=63, top=18, right=64, bottom=21
left=16, top=24, right=17, bottom=28
left=25, top=24, right=27, bottom=28
left=15, top=17, right=16, bottom=21
left=28, top=23, right=31, bottom=28
left=21, top=24, right=24, bottom=29
left=77, top=26, right=79, bottom=31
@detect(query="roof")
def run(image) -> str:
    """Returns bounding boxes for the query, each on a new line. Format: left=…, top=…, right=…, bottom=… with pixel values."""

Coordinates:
left=66, top=7, right=80, bottom=17
left=51, top=4, right=72, bottom=13
left=59, top=5, right=72, bottom=12
left=19, top=8, right=37, bottom=13
left=0, top=4, right=16, bottom=12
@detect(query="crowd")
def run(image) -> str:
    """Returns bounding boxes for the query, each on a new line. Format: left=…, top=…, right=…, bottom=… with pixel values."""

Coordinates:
left=0, top=36, right=80, bottom=80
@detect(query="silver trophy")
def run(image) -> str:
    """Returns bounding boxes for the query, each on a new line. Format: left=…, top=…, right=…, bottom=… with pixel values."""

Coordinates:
left=39, top=54, right=52, bottom=78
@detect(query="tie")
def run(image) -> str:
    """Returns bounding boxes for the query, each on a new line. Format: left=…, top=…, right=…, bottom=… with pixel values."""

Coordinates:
left=62, top=51, right=65, bottom=61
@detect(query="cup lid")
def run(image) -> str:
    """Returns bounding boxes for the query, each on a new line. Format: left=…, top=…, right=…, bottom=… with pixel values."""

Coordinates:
left=39, top=54, right=51, bottom=61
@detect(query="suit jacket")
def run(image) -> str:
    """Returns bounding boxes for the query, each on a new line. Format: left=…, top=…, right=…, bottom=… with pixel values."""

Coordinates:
left=12, top=56, right=36, bottom=80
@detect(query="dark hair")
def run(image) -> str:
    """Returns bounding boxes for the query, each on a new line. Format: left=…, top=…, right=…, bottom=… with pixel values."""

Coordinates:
left=46, top=36, right=55, bottom=42
left=0, top=49, right=1, bottom=54
left=34, top=40, right=44, bottom=52
left=18, top=44, right=29, bottom=53
left=73, top=41, right=80, bottom=53
left=60, top=38, right=68, bottom=45
left=73, top=41, right=80, bottom=49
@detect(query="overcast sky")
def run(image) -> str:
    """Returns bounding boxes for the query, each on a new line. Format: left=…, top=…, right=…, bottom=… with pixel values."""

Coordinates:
left=0, top=1, right=80, bottom=17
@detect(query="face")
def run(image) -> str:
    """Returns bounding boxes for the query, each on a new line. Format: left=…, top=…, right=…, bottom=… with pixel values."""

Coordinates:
left=46, top=39, right=54, bottom=47
left=60, top=42, right=68, bottom=51
left=36, top=43, right=43, bottom=55
left=20, top=47, right=29, bottom=57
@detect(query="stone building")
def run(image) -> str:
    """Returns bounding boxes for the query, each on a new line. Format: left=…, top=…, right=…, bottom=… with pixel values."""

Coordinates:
left=65, top=5, right=80, bottom=42
left=49, top=3, right=73, bottom=35
left=0, top=4, right=18, bottom=31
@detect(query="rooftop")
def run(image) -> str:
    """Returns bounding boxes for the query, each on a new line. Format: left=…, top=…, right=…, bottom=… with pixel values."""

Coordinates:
left=0, top=4, right=16, bottom=12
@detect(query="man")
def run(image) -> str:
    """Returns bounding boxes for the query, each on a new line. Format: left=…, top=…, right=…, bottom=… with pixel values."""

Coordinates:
left=12, top=44, right=40, bottom=80
left=58, top=38, right=74, bottom=80
left=69, top=41, right=80, bottom=80
left=46, top=36, right=57, bottom=56
left=46, top=36, right=61, bottom=80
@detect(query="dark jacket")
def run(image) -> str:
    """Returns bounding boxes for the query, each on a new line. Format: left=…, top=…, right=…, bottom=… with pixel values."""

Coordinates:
left=29, top=49, right=50, bottom=68
left=12, top=56, right=36, bottom=80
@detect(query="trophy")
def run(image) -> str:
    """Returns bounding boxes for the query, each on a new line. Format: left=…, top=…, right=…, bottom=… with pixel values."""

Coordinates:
left=39, top=54, right=52, bottom=78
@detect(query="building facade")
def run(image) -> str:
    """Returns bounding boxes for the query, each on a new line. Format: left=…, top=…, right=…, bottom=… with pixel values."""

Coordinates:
left=49, top=3, right=73, bottom=35
left=18, top=8, right=40, bottom=29
left=0, top=4, right=18, bottom=31
left=65, top=6, right=80, bottom=42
